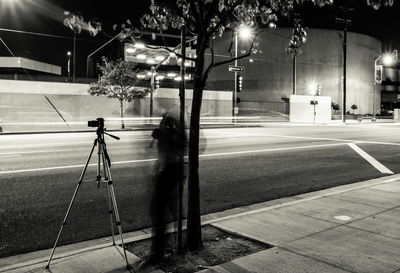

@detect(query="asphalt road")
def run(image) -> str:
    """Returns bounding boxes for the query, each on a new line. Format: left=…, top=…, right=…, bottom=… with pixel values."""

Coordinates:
left=2, top=123, right=400, bottom=257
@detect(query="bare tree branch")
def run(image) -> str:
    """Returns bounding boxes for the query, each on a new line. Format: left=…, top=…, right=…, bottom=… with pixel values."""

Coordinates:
left=211, top=31, right=261, bottom=69
left=203, top=40, right=215, bottom=84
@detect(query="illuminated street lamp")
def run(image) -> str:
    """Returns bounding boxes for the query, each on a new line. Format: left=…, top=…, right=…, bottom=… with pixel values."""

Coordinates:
left=373, top=50, right=398, bottom=120
left=67, top=51, right=71, bottom=80
left=238, top=24, right=252, bottom=40
left=382, top=53, right=395, bottom=66
left=233, top=24, right=253, bottom=118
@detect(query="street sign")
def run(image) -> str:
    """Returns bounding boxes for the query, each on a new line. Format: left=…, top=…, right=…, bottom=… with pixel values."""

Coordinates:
left=229, top=65, right=245, bottom=72
left=310, top=100, right=318, bottom=105
left=375, top=65, right=383, bottom=84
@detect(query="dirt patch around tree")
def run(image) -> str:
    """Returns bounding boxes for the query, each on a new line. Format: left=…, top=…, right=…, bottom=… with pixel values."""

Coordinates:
left=126, top=225, right=273, bottom=273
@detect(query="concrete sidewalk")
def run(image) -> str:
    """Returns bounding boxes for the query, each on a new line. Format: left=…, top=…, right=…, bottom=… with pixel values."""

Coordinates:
left=1, top=174, right=400, bottom=272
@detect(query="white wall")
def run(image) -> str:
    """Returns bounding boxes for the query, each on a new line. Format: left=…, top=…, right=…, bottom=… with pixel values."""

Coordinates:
left=290, top=95, right=331, bottom=123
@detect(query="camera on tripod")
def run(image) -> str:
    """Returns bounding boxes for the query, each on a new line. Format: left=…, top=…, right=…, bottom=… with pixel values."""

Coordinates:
left=88, top=118, right=104, bottom=128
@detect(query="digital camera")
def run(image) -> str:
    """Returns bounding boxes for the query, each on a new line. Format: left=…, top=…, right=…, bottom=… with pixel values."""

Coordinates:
left=88, top=118, right=104, bottom=128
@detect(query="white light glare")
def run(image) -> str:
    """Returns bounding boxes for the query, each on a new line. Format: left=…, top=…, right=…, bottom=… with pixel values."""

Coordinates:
left=167, top=72, right=177, bottom=77
left=269, top=22, right=276, bottom=28
left=238, top=24, right=252, bottom=40
left=136, top=54, right=146, bottom=59
left=137, top=74, right=146, bottom=79
left=146, top=59, right=155, bottom=64
left=134, top=43, right=145, bottom=49
left=156, top=75, right=165, bottom=80
left=126, top=47, right=136, bottom=54
left=155, top=55, right=165, bottom=61
left=308, top=81, right=318, bottom=95
left=383, top=54, right=394, bottom=66
left=175, top=76, right=190, bottom=81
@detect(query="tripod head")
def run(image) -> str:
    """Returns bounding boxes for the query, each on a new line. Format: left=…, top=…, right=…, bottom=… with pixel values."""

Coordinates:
left=88, top=118, right=120, bottom=176
left=88, top=118, right=120, bottom=140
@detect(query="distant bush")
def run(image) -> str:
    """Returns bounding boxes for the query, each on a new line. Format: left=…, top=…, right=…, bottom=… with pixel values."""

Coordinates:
left=351, top=104, right=358, bottom=114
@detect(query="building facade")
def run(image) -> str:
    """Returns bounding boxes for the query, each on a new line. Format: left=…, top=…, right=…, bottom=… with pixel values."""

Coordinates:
left=206, top=28, right=382, bottom=116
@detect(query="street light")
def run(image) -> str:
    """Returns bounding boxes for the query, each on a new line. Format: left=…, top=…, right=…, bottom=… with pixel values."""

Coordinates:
left=238, top=24, right=252, bottom=40
left=67, top=51, right=71, bottom=80
left=373, top=50, right=398, bottom=120
left=382, top=54, right=395, bottom=66
left=233, top=24, right=253, bottom=118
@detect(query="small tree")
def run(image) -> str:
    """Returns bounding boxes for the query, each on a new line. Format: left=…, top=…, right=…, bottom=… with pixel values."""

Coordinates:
left=332, top=102, right=340, bottom=114
left=88, top=57, right=148, bottom=129
left=351, top=104, right=358, bottom=114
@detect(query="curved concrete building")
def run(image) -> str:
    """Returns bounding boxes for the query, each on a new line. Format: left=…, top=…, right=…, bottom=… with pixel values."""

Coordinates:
left=207, top=28, right=382, bottom=115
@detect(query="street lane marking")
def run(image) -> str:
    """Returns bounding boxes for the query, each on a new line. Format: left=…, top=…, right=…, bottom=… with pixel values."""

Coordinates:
left=0, top=142, right=349, bottom=174
left=0, top=154, right=21, bottom=158
left=0, top=159, right=157, bottom=175
left=348, top=143, right=394, bottom=174
left=241, top=133, right=400, bottom=146
left=200, top=142, right=348, bottom=158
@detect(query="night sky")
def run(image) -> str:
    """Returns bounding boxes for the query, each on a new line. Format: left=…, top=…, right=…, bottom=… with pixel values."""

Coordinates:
left=0, top=0, right=399, bottom=77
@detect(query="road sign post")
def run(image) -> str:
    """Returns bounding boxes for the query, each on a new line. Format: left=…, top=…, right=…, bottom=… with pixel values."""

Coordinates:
left=229, top=65, right=245, bottom=72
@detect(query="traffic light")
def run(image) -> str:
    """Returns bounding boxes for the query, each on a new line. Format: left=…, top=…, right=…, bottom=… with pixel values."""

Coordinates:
left=236, top=97, right=241, bottom=104
left=237, top=74, right=243, bottom=92
left=317, top=84, right=321, bottom=96
left=154, top=78, right=160, bottom=89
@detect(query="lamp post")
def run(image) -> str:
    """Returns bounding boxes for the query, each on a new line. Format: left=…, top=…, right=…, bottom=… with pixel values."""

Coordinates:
left=233, top=31, right=238, bottom=118
left=373, top=50, right=397, bottom=120
left=67, top=51, right=71, bottom=81
left=86, top=32, right=121, bottom=78
left=233, top=24, right=252, bottom=118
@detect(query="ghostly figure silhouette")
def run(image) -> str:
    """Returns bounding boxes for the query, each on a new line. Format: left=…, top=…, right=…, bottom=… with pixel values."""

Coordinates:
left=149, top=111, right=185, bottom=262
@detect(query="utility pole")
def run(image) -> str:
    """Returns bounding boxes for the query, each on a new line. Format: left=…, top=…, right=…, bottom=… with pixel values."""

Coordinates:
left=336, top=8, right=352, bottom=123
left=233, top=31, right=238, bottom=118
left=150, top=66, right=155, bottom=117
left=343, top=23, right=347, bottom=122
left=293, top=55, right=297, bottom=95
left=73, top=33, right=76, bottom=83
left=67, top=51, right=71, bottom=81
left=178, top=25, right=186, bottom=253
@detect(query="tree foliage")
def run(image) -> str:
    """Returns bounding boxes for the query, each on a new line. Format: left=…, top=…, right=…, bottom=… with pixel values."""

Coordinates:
left=367, top=0, right=394, bottom=9
left=63, top=11, right=102, bottom=36
left=88, top=58, right=148, bottom=128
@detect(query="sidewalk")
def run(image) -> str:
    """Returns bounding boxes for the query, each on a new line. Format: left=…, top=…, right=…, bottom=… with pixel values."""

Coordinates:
left=1, top=174, right=400, bottom=272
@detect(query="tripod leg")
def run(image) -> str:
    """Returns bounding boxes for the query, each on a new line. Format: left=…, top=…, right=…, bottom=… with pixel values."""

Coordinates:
left=100, top=144, right=130, bottom=269
left=101, top=144, right=116, bottom=245
left=108, top=182, right=130, bottom=269
left=45, top=139, right=98, bottom=269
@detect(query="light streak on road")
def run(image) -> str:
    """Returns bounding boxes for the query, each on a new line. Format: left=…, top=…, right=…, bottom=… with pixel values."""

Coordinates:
left=0, top=142, right=349, bottom=175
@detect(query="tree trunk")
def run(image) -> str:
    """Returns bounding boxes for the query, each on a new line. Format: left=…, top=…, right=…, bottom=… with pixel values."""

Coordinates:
left=187, top=48, right=206, bottom=251
left=120, top=100, right=125, bottom=129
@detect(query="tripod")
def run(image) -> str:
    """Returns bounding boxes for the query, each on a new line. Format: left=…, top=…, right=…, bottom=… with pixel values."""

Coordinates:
left=46, top=121, right=130, bottom=270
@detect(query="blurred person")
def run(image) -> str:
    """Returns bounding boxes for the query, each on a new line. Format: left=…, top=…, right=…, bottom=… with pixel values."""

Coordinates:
left=147, top=110, right=186, bottom=264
